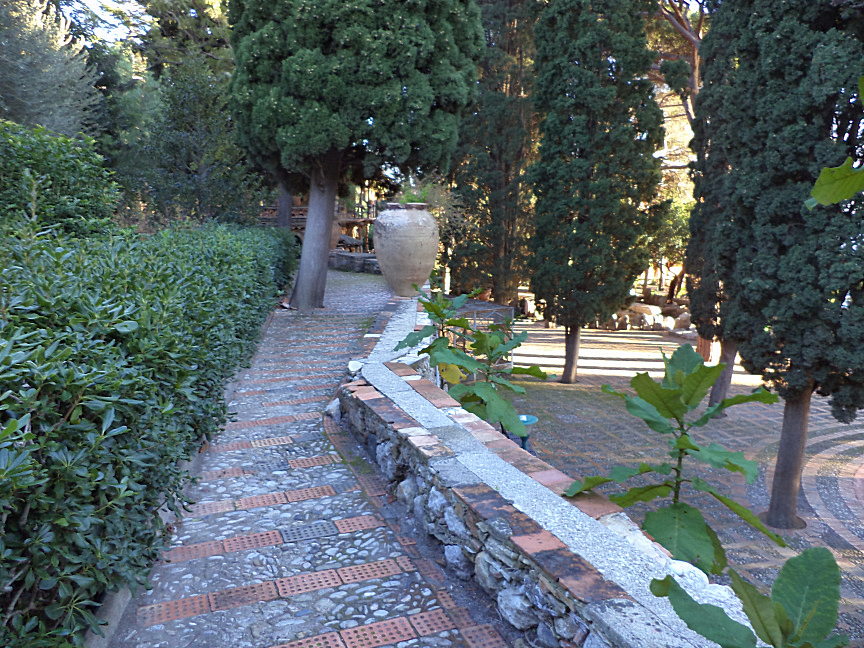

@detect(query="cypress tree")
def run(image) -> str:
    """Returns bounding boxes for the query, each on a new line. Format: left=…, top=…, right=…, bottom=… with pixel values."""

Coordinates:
left=529, top=0, right=665, bottom=384
left=449, top=0, right=538, bottom=305
left=229, top=0, right=483, bottom=310
left=684, top=0, right=737, bottom=406
left=692, top=0, right=864, bottom=528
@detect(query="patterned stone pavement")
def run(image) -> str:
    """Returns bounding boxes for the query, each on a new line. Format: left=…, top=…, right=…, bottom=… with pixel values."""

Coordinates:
left=108, top=271, right=518, bottom=648
left=509, top=323, right=864, bottom=641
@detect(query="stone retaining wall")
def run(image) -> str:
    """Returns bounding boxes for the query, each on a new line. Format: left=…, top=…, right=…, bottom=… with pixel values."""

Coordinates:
left=335, top=296, right=746, bottom=648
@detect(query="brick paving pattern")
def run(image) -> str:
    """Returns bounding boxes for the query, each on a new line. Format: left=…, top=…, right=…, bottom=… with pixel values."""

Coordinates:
left=510, top=323, right=864, bottom=639
left=109, top=271, right=518, bottom=648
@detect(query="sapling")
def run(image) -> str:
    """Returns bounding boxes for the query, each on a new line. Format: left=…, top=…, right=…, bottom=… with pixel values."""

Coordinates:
left=567, top=344, right=847, bottom=647
left=395, top=290, right=545, bottom=437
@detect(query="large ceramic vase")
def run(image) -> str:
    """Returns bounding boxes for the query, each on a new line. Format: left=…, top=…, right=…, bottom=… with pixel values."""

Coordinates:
left=374, top=202, right=439, bottom=297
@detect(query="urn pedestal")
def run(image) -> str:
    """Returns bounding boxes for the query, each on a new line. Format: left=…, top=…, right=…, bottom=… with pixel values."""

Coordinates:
left=374, top=203, right=439, bottom=297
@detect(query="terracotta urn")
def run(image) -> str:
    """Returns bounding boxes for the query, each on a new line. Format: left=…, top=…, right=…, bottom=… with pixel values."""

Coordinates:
left=374, top=202, right=439, bottom=296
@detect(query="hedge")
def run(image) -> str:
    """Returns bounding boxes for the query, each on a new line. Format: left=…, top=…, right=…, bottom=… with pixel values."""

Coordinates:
left=0, top=120, right=119, bottom=236
left=0, top=221, right=296, bottom=646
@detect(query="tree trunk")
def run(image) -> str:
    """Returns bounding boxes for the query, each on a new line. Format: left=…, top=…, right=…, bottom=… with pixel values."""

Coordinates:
left=666, top=267, right=685, bottom=303
left=560, top=325, right=581, bottom=384
left=707, top=339, right=738, bottom=409
left=763, top=380, right=815, bottom=529
left=277, top=183, right=293, bottom=228
left=290, top=151, right=341, bottom=310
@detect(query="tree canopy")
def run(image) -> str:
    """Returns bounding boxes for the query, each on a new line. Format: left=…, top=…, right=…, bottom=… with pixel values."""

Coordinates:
left=136, top=0, right=234, bottom=77
left=529, top=0, right=665, bottom=383
left=448, top=0, right=538, bottom=306
left=689, top=0, right=864, bottom=528
left=0, top=0, right=102, bottom=136
left=229, top=0, right=483, bottom=309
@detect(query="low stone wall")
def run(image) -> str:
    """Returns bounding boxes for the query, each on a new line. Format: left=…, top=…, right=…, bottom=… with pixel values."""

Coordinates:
left=328, top=250, right=381, bottom=274
left=335, top=297, right=747, bottom=648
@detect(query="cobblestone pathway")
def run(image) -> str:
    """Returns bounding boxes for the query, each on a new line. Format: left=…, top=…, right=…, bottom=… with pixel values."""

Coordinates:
left=109, top=271, right=515, bottom=648
left=510, top=323, right=864, bottom=641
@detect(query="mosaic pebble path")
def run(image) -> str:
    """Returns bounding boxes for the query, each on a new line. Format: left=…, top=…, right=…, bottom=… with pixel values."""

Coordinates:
left=109, top=271, right=516, bottom=648
left=510, top=324, right=864, bottom=640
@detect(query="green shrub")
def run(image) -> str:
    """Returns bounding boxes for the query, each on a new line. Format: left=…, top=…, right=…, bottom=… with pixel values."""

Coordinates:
left=0, top=120, right=119, bottom=236
left=0, top=221, right=296, bottom=646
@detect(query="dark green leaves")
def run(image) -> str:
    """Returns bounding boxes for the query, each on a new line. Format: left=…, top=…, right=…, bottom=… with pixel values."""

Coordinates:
left=729, top=570, right=789, bottom=647
left=602, top=385, right=675, bottom=435
left=230, top=0, right=483, bottom=180
left=650, top=575, right=758, bottom=648
left=630, top=372, right=687, bottom=423
left=0, top=121, right=118, bottom=236
left=644, top=503, right=726, bottom=574
left=772, top=548, right=843, bottom=646
left=530, top=0, right=664, bottom=333
left=0, top=223, right=295, bottom=645
left=654, top=549, right=847, bottom=648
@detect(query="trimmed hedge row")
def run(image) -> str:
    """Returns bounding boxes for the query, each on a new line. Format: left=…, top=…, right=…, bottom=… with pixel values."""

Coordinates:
left=0, top=222, right=296, bottom=646
left=0, top=121, right=119, bottom=236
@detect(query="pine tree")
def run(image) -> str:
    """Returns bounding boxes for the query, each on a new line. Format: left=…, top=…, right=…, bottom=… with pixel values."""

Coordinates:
left=449, top=0, right=538, bottom=305
left=691, top=0, right=864, bottom=528
left=0, top=0, right=101, bottom=136
left=229, top=0, right=483, bottom=310
left=529, top=0, right=665, bottom=384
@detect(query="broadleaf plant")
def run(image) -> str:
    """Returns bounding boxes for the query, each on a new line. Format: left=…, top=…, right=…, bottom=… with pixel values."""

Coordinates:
left=395, top=289, right=546, bottom=437
left=566, top=345, right=779, bottom=549
left=565, top=344, right=848, bottom=646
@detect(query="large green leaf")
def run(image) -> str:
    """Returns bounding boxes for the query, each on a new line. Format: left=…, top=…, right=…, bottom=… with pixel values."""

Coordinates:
left=429, top=346, right=486, bottom=374
left=681, top=363, right=725, bottom=409
left=464, top=381, right=527, bottom=436
left=692, top=388, right=778, bottom=427
left=602, top=384, right=675, bottom=434
left=471, top=329, right=526, bottom=359
left=691, top=478, right=786, bottom=546
left=772, top=548, right=841, bottom=645
left=624, top=396, right=676, bottom=434
left=631, top=372, right=687, bottom=422
left=705, top=522, right=728, bottom=574
left=729, top=569, right=786, bottom=647
left=650, top=575, right=758, bottom=648
left=808, top=156, right=864, bottom=208
left=563, top=463, right=670, bottom=497
left=419, top=334, right=452, bottom=357
left=610, top=482, right=672, bottom=507
left=510, top=365, right=547, bottom=380
left=808, top=635, right=851, bottom=648
left=394, top=324, right=437, bottom=351
left=686, top=443, right=758, bottom=483
left=662, top=345, right=705, bottom=389
left=444, top=316, right=473, bottom=330
left=644, top=503, right=722, bottom=574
